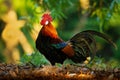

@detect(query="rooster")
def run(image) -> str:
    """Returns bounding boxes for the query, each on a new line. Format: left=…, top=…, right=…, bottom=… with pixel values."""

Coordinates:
left=36, top=13, right=117, bottom=65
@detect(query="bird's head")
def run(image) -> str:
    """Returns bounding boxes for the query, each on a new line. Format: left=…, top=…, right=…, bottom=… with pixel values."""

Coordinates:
left=40, top=13, right=53, bottom=26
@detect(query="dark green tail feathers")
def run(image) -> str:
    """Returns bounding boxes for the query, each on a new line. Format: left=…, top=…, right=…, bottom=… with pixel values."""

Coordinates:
left=69, top=30, right=117, bottom=64
left=82, top=30, right=117, bottom=50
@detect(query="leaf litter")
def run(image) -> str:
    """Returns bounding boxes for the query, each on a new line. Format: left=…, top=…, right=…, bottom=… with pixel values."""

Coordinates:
left=0, top=63, right=120, bottom=80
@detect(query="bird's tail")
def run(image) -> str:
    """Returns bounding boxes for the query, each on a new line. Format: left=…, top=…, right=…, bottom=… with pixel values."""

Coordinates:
left=82, top=30, right=117, bottom=50
left=69, top=30, right=117, bottom=64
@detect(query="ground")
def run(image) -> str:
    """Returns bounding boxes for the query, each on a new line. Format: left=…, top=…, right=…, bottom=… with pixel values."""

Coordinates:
left=0, top=63, right=120, bottom=80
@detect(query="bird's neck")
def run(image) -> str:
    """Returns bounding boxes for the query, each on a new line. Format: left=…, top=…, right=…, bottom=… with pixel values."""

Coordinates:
left=41, top=22, right=59, bottom=39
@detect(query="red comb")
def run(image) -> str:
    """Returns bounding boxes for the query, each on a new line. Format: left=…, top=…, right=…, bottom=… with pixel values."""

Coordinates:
left=42, top=13, right=52, bottom=22
left=40, top=13, right=53, bottom=25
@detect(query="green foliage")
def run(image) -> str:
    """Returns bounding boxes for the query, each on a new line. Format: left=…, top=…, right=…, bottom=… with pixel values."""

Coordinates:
left=35, top=0, right=79, bottom=20
left=0, top=0, right=8, bottom=17
left=21, top=25, right=35, bottom=49
left=12, top=0, right=41, bottom=50
left=87, top=56, right=120, bottom=70
left=0, top=0, right=120, bottom=65
left=20, top=0, right=120, bottom=66
left=87, top=56, right=107, bottom=69
left=113, top=38, right=120, bottom=60
left=20, top=51, right=50, bottom=66
left=0, top=39, right=5, bottom=62
left=89, top=0, right=120, bottom=32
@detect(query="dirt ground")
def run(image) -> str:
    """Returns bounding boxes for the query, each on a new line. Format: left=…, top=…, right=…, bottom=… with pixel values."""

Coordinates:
left=0, top=63, right=120, bottom=80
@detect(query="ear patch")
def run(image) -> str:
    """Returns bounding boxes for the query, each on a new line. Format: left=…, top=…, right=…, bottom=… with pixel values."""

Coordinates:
left=45, top=21, right=49, bottom=25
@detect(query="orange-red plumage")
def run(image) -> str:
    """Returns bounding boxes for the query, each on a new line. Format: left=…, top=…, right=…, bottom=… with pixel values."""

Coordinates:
left=41, top=23, right=58, bottom=38
left=62, top=44, right=75, bottom=57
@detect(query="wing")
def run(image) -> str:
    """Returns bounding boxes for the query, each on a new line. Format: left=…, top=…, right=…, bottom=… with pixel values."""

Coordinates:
left=51, top=42, right=67, bottom=49
left=51, top=42, right=75, bottom=58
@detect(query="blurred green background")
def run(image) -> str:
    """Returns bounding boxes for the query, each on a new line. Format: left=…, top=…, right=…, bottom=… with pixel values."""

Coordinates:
left=0, top=0, right=120, bottom=66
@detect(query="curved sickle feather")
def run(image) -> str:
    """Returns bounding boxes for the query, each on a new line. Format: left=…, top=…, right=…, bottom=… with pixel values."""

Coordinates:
left=82, top=30, right=117, bottom=50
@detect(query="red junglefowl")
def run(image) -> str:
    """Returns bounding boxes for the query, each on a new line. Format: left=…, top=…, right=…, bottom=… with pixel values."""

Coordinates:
left=36, top=13, right=117, bottom=65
